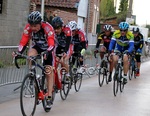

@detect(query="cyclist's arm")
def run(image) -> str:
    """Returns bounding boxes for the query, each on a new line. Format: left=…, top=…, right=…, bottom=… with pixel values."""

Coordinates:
left=139, top=35, right=144, bottom=50
left=64, top=27, right=72, bottom=54
left=42, top=22, right=55, bottom=52
left=128, top=35, right=134, bottom=53
left=18, top=24, right=31, bottom=53
left=109, top=37, right=116, bottom=52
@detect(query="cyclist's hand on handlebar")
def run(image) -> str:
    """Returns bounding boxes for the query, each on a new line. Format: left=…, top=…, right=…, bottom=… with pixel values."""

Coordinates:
left=43, top=50, right=50, bottom=60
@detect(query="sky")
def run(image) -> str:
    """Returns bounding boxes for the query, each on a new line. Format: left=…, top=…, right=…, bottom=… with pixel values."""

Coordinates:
left=132, top=0, right=150, bottom=26
left=115, top=0, right=150, bottom=26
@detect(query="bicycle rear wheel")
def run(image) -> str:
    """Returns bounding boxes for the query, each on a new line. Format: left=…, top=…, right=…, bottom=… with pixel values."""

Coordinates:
left=74, top=73, right=82, bottom=92
left=128, top=64, right=133, bottom=80
left=20, top=74, right=37, bottom=116
left=60, top=69, right=71, bottom=100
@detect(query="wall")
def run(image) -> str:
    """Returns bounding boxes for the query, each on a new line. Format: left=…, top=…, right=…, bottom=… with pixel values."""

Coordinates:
left=0, top=0, right=30, bottom=46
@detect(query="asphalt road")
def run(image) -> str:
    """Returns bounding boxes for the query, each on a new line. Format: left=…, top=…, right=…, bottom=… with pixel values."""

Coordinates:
left=0, top=60, right=150, bottom=116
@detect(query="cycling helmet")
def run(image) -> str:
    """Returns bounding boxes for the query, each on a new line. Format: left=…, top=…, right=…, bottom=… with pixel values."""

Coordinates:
left=28, top=11, right=42, bottom=25
left=68, top=21, right=78, bottom=31
left=132, top=27, right=140, bottom=33
left=51, top=16, right=63, bottom=29
left=119, top=22, right=129, bottom=30
left=103, top=24, right=112, bottom=31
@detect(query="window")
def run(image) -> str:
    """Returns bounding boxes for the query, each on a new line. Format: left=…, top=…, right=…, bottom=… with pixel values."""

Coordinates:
left=0, top=0, right=3, bottom=14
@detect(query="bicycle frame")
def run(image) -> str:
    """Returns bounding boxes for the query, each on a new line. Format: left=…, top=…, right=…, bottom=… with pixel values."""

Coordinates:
left=14, top=52, right=47, bottom=100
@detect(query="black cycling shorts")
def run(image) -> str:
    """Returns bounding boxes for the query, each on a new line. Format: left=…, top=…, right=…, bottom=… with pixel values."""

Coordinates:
left=135, top=54, right=141, bottom=62
left=32, top=45, right=53, bottom=66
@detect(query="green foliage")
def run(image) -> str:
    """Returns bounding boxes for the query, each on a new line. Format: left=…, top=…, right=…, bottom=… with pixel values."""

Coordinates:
left=100, top=0, right=116, bottom=18
left=118, top=0, right=128, bottom=12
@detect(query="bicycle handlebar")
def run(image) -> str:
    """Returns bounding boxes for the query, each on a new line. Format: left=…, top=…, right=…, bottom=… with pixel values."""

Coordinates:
left=13, top=51, right=44, bottom=69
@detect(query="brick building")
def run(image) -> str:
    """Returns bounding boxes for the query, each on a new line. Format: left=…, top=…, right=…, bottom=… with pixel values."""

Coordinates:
left=31, top=0, right=100, bottom=44
left=0, top=0, right=30, bottom=46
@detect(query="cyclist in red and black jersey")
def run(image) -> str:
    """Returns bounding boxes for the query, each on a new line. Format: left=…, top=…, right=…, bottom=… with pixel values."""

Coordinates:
left=68, top=21, right=87, bottom=66
left=95, top=24, right=114, bottom=82
left=51, top=17, right=72, bottom=77
left=13, top=11, right=55, bottom=109
left=132, top=27, right=144, bottom=76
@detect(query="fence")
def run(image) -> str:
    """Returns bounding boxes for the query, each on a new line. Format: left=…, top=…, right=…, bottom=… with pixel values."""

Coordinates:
left=0, top=45, right=149, bottom=87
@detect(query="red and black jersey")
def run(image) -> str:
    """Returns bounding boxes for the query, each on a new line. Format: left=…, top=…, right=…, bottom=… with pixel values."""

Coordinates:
left=18, top=22, right=55, bottom=52
left=71, top=29, right=87, bottom=52
left=55, top=26, right=72, bottom=53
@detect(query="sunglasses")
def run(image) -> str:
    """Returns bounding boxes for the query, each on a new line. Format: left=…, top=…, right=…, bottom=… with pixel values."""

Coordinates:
left=120, top=29, right=127, bottom=32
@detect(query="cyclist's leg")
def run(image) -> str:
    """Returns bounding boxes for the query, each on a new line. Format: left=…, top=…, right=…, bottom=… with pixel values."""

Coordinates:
left=44, top=53, right=54, bottom=109
left=123, top=53, right=129, bottom=84
left=100, top=45, right=106, bottom=59
left=108, top=54, right=114, bottom=82
left=135, top=54, right=141, bottom=76
left=27, top=46, right=39, bottom=68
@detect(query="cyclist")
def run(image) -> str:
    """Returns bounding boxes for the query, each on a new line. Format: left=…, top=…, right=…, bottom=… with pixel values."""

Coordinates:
left=132, top=27, right=144, bottom=76
left=95, top=24, right=114, bottom=82
left=67, top=21, right=87, bottom=67
left=13, top=11, right=55, bottom=109
left=51, top=17, right=72, bottom=77
left=109, top=22, right=134, bottom=84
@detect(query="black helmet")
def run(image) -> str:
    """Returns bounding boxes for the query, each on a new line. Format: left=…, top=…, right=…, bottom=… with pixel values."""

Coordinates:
left=132, top=27, right=140, bottom=33
left=28, top=11, right=42, bottom=25
left=51, top=16, right=63, bottom=29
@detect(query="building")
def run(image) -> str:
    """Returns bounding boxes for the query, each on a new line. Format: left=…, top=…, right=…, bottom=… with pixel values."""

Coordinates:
left=31, top=0, right=100, bottom=45
left=0, top=0, right=30, bottom=46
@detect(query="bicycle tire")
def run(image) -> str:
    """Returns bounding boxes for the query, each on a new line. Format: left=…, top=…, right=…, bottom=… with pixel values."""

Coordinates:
left=60, top=70, right=71, bottom=100
left=128, top=64, right=133, bottom=80
left=113, top=65, right=119, bottom=96
left=98, top=68, right=104, bottom=87
left=103, top=61, right=108, bottom=84
left=119, top=67, right=124, bottom=92
left=41, top=76, right=56, bottom=112
left=20, top=74, right=37, bottom=116
left=74, top=73, right=82, bottom=92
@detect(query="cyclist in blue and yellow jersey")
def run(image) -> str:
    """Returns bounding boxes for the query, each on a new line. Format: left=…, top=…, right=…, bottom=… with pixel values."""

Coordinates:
left=132, top=27, right=144, bottom=76
left=109, top=22, right=134, bottom=84
left=95, top=24, right=114, bottom=82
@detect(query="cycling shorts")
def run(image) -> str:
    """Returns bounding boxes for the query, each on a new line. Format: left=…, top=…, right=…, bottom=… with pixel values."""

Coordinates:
left=32, top=45, right=53, bottom=66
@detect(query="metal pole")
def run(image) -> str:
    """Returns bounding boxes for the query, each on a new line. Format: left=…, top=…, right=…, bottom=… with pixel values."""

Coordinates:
left=127, top=0, right=133, bottom=18
left=41, top=0, right=45, bottom=19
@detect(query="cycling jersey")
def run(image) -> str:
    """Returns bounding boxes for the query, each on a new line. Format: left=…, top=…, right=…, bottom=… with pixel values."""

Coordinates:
left=55, top=26, right=72, bottom=56
left=96, top=31, right=113, bottom=49
left=18, top=22, right=55, bottom=52
left=109, top=30, right=134, bottom=53
left=71, top=29, right=87, bottom=52
left=134, top=33, right=144, bottom=50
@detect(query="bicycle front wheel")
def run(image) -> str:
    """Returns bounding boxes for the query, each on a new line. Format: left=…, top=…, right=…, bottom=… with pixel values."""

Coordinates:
left=113, top=64, right=119, bottom=96
left=98, top=68, right=104, bottom=87
left=74, top=73, right=82, bottom=92
left=60, top=72, right=71, bottom=100
left=20, top=74, right=38, bottom=116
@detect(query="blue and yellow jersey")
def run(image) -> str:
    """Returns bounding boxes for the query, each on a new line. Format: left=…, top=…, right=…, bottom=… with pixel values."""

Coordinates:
left=109, top=30, right=134, bottom=53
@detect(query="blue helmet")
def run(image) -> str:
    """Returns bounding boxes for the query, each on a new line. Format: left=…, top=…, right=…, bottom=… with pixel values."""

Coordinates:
left=119, top=22, right=129, bottom=30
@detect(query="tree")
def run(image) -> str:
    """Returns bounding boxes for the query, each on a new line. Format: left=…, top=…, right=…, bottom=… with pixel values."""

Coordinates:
left=100, top=0, right=116, bottom=18
left=117, top=0, right=129, bottom=23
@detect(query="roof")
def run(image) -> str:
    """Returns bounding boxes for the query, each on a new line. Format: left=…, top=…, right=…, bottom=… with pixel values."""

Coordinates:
left=33, top=0, right=80, bottom=9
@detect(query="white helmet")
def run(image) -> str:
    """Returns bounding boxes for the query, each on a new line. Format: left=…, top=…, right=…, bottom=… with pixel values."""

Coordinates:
left=68, top=21, right=78, bottom=31
left=103, top=24, right=112, bottom=31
